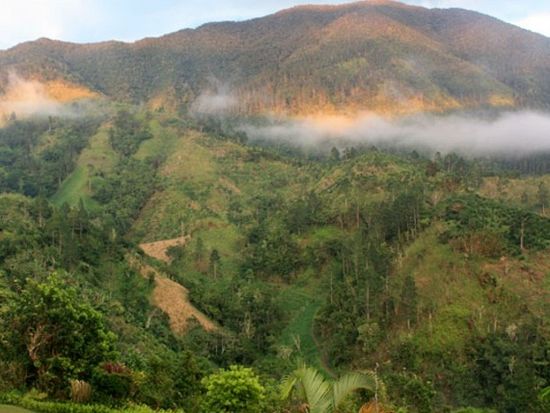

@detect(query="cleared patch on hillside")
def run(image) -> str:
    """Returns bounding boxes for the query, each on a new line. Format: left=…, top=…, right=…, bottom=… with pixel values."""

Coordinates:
left=139, top=236, right=189, bottom=263
left=482, top=252, right=550, bottom=318
left=277, top=286, right=323, bottom=369
left=132, top=258, right=217, bottom=334
left=392, top=226, right=550, bottom=356
left=480, top=176, right=550, bottom=216
left=134, top=119, right=179, bottom=161
left=132, top=129, right=310, bottom=243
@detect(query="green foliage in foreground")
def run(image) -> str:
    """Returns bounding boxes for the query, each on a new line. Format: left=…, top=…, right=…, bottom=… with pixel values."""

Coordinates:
left=0, top=393, right=181, bottom=413
left=2, top=275, right=116, bottom=397
left=201, top=366, right=266, bottom=413
left=0, top=405, right=34, bottom=413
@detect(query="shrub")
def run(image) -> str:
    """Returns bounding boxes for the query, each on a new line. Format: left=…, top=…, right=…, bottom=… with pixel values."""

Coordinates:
left=201, top=365, right=265, bottom=413
left=91, top=365, right=133, bottom=402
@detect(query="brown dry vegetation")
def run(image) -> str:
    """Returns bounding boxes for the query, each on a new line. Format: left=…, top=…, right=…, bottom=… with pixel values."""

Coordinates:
left=42, top=80, right=98, bottom=102
left=132, top=258, right=217, bottom=334
left=482, top=253, right=550, bottom=317
left=139, top=236, right=190, bottom=263
left=132, top=232, right=217, bottom=334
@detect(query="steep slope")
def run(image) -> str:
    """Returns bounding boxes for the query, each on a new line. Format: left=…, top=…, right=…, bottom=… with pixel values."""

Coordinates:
left=1, top=1, right=549, bottom=114
left=139, top=237, right=190, bottom=263
left=133, top=258, right=218, bottom=334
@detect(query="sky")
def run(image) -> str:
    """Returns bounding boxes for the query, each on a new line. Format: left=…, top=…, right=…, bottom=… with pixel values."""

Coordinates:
left=0, top=0, right=549, bottom=50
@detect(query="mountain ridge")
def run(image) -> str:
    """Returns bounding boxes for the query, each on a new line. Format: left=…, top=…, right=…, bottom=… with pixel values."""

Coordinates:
left=1, top=1, right=550, bottom=115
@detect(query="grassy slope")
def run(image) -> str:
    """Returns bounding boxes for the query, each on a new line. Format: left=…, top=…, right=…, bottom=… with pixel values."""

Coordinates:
left=51, top=117, right=179, bottom=210
left=131, top=128, right=331, bottom=364
left=132, top=129, right=310, bottom=242
left=387, top=224, right=550, bottom=364
left=480, top=175, right=550, bottom=214
left=134, top=119, right=179, bottom=161
left=51, top=125, right=117, bottom=209
left=277, top=283, right=324, bottom=369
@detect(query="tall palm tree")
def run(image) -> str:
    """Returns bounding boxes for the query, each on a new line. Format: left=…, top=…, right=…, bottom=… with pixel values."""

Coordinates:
left=281, top=365, right=383, bottom=413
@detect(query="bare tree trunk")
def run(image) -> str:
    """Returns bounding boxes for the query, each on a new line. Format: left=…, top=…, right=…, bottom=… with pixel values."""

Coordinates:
left=366, top=284, right=370, bottom=321
left=520, top=219, right=526, bottom=251
left=330, top=273, right=334, bottom=305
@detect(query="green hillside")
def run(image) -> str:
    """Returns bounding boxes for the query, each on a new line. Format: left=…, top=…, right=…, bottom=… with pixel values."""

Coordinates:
left=1, top=106, right=550, bottom=412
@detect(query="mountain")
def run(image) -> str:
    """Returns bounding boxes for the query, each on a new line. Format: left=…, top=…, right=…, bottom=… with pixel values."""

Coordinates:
left=2, top=3, right=550, bottom=412
left=1, top=0, right=550, bottom=115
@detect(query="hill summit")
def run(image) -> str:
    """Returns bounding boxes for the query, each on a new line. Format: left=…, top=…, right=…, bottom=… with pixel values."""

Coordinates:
left=1, top=0, right=550, bottom=115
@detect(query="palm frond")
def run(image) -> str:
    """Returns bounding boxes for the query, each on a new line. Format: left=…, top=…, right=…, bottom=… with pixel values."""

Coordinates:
left=299, top=366, right=332, bottom=413
left=281, top=365, right=331, bottom=413
left=280, top=374, right=299, bottom=401
left=282, top=365, right=383, bottom=413
left=540, top=386, right=550, bottom=402
left=332, top=371, right=378, bottom=410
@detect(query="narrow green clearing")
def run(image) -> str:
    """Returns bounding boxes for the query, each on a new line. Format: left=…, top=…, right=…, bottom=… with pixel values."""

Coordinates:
left=277, top=286, right=323, bottom=370
left=50, top=165, right=93, bottom=207
left=51, top=126, right=117, bottom=209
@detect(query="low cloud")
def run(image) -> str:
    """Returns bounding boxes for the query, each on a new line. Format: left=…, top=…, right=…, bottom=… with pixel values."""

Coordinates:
left=191, top=86, right=237, bottom=115
left=241, top=111, right=550, bottom=157
left=0, top=72, right=100, bottom=123
left=0, top=72, right=66, bottom=119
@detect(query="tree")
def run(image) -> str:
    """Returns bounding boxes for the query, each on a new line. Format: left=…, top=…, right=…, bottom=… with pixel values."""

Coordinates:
left=400, top=275, right=418, bottom=329
left=3, top=274, right=116, bottom=395
left=330, top=147, right=340, bottom=162
left=108, top=110, right=152, bottom=157
left=472, top=329, right=548, bottom=412
left=520, top=191, right=529, bottom=206
left=194, top=237, right=205, bottom=264
left=209, top=249, right=221, bottom=278
left=201, top=365, right=266, bottom=413
left=281, top=365, right=380, bottom=413
left=537, top=182, right=549, bottom=215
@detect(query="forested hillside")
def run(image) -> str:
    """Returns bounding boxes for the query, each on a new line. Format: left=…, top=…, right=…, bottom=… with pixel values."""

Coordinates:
left=0, top=106, right=549, bottom=412
left=1, top=1, right=550, bottom=115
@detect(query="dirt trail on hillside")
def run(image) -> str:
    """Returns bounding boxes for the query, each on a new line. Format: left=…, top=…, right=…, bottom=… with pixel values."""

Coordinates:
left=131, top=236, right=217, bottom=334
left=139, top=236, right=190, bottom=263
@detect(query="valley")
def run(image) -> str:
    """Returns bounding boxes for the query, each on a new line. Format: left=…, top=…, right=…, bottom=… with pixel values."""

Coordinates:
left=1, top=1, right=550, bottom=412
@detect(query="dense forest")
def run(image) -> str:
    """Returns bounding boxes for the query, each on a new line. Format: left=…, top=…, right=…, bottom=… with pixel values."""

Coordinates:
left=0, top=105, right=549, bottom=413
